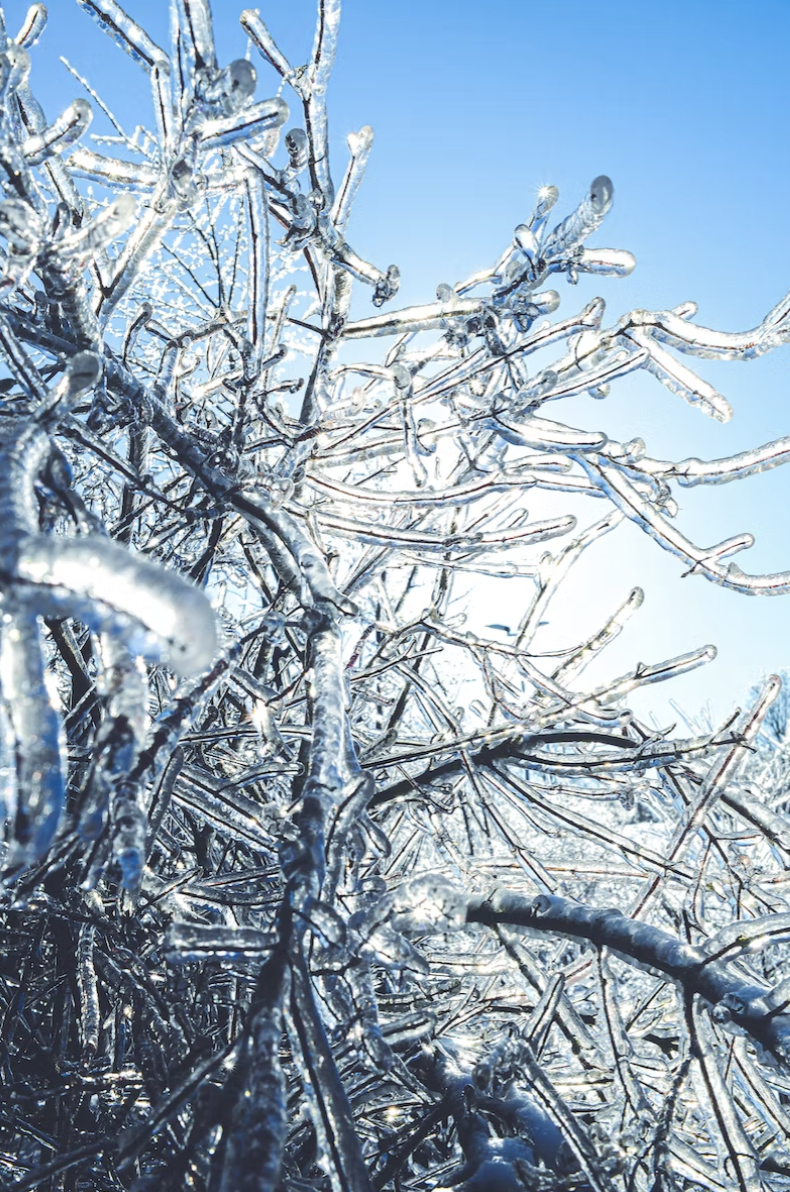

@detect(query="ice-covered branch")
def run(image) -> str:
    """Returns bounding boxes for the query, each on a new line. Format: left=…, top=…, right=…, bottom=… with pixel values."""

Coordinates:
left=1, top=3, right=789, bottom=1189
left=467, top=890, right=790, bottom=1063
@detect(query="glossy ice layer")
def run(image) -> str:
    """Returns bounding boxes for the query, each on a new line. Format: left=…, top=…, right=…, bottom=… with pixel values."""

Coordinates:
left=0, top=2, right=788, bottom=1191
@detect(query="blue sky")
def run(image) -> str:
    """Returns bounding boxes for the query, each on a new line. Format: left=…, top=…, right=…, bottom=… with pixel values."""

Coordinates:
left=7, top=0, right=790, bottom=726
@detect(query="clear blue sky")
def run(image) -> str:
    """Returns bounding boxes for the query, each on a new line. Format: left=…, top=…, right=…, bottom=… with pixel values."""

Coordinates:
left=7, top=0, right=790, bottom=726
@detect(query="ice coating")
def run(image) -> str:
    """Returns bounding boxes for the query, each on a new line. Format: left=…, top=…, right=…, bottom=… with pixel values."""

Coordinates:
left=164, top=921, right=274, bottom=962
left=18, top=531, right=217, bottom=675
left=0, top=611, right=65, bottom=868
left=76, top=0, right=171, bottom=72
left=389, top=873, right=468, bottom=934
left=0, top=2, right=789, bottom=1190
left=15, top=5, right=48, bottom=49
left=541, top=174, right=615, bottom=260
left=21, top=97, right=93, bottom=165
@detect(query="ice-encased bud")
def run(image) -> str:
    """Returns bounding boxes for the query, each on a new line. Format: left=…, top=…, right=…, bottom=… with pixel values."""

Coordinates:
left=305, top=899, right=347, bottom=948
left=589, top=174, right=613, bottom=214
left=537, top=184, right=559, bottom=212
left=389, top=874, right=467, bottom=935
left=227, top=58, right=256, bottom=104
left=523, top=184, right=561, bottom=242
left=712, top=992, right=748, bottom=1021
left=347, top=124, right=373, bottom=157
left=66, top=350, right=103, bottom=396
left=37, top=351, right=102, bottom=423
left=43, top=448, right=73, bottom=493
left=532, top=289, right=560, bottom=314
left=199, top=58, right=258, bottom=112
left=391, top=364, right=411, bottom=391
left=373, top=264, right=400, bottom=307
left=170, top=151, right=197, bottom=199
left=290, top=192, right=313, bottom=228
left=285, top=127, right=308, bottom=172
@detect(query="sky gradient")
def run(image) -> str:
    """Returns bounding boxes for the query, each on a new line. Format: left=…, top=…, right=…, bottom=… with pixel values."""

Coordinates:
left=5, top=0, right=790, bottom=726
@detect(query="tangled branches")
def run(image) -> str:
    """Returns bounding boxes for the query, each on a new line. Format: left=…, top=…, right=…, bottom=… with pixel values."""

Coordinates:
left=1, top=3, right=790, bottom=1191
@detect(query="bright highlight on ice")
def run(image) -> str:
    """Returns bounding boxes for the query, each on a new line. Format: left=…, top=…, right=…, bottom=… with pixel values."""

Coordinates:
left=0, top=2, right=789, bottom=1190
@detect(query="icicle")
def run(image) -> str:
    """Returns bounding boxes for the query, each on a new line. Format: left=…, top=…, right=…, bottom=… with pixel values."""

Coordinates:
left=596, top=643, right=717, bottom=703
left=236, top=494, right=357, bottom=614
left=305, top=0, right=341, bottom=204
left=0, top=610, right=65, bottom=871
left=77, top=919, right=100, bottom=1061
left=341, top=294, right=484, bottom=339
left=393, top=363, right=428, bottom=487
left=648, top=435, right=790, bottom=487
left=500, top=413, right=607, bottom=453
left=54, top=193, right=136, bottom=261
left=342, top=960, right=393, bottom=1068
left=315, top=509, right=575, bottom=553
left=98, top=202, right=180, bottom=323
left=517, top=342, right=649, bottom=405
left=0, top=44, right=31, bottom=105
left=702, top=912, right=790, bottom=965
left=637, top=295, right=790, bottom=361
left=553, top=587, right=644, bottom=684
left=583, top=457, right=790, bottom=595
left=659, top=675, right=781, bottom=868
left=110, top=776, right=148, bottom=890
left=627, top=327, right=733, bottom=421
left=0, top=418, right=51, bottom=560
